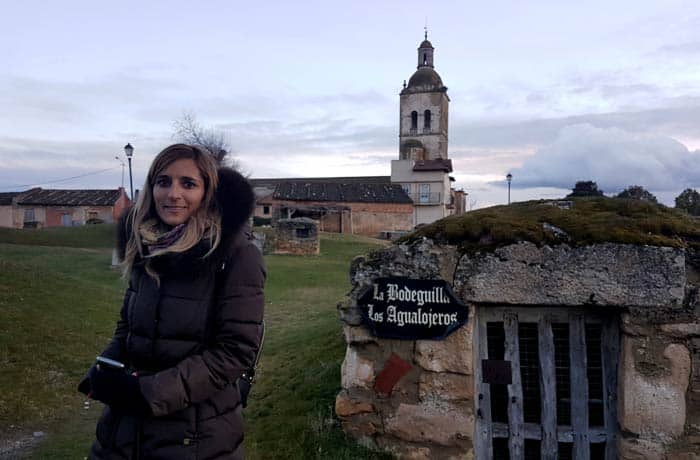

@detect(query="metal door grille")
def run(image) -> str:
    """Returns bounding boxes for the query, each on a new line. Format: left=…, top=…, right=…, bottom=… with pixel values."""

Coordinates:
left=475, top=308, right=620, bottom=460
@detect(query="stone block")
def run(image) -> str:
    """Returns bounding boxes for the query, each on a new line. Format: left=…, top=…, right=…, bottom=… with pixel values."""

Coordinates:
left=342, top=324, right=377, bottom=345
left=340, top=412, right=382, bottom=438
left=335, top=392, right=375, bottom=417
left=619, top=437, right=666, bottom=460
left=455, top=242, right=686, bottom=308
left=384, top=401, right=474, bottom=446
left=399, top=447, right=432, bottom=460
left=341, top=346, right=376, bottom=390
left=447, top=449, right=474, bottom=460
left=374, top=353, right=412, bottom=395
left=667, top=452, right=700, bottom=460
left=621, top=314, right=657, bottom=337
left=619, top=337, right=691, bottom=441
left=415, top=321, right=472, bottom=374
left=419, top=372, right=473, bottom=402
left=374, top=436, right=437, bottom=460
left=338, top=298, right=363, bottom=326
left=660, top=323, right=700, bottom=338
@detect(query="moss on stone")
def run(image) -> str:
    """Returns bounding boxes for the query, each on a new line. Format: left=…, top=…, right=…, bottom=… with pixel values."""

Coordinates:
left=401, top=197, right=700, bottom=253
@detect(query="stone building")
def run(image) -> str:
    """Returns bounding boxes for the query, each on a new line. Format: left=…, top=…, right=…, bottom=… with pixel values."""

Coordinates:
left=0, top=187, right=131, bottom=228
left=337, top=199, right=700, bottom=459
left=270, top=181, right=413, bottom=238
left=391, top=33, right=460, bottom=226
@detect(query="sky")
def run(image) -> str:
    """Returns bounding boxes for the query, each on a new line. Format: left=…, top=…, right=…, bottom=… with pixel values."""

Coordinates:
left=1, top=0, right=699, bottom=208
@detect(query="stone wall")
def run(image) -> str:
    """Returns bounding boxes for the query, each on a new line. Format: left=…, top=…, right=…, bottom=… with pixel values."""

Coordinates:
left=337, top=238, right=700, bottom=459
left=273, top=217, right=319, bottom=255
left=272, top=199, right=413, bottom=237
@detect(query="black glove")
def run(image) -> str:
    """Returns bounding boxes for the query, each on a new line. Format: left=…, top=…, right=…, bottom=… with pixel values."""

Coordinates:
left=89, top=365, right=151, bottom=415
left=77, top=364, right=95, bottom=396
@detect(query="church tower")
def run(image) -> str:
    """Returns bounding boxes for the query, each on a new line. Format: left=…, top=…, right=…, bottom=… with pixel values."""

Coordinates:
left=391, top=32, right=456, bottom=227
left=398, top=31, right=450, bottom=161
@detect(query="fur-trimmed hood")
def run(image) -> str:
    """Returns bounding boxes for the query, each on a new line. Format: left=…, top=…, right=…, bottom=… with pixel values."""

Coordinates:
left=116, top=166, right=256, bottom=273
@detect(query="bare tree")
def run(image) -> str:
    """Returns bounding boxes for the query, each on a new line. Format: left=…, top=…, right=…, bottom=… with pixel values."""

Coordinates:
left=172, top=112, right=238, bottom=168
left=468, top=196, right=478, bottom=211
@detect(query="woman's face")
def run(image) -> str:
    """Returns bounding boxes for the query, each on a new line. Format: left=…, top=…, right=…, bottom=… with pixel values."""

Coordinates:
left=153, top=158, right=206, bottom=226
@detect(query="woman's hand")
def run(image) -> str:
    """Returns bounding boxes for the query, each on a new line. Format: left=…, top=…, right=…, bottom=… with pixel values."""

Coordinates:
left=89, top=366, right=151, bottom=415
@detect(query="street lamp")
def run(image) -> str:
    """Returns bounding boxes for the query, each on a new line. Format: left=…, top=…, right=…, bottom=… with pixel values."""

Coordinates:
left=506, top=173, right=513, bottom=205
left=124, top=143, right=134, bottom=201
left=114, top=156, right=125, bottom=189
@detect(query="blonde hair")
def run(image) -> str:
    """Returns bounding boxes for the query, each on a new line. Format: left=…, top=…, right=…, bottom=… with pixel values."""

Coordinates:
left=122, top=144, right=222, bottom=282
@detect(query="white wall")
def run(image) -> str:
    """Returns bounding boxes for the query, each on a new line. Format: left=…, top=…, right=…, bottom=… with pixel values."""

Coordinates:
left=0, top=206, right=13, bottom=228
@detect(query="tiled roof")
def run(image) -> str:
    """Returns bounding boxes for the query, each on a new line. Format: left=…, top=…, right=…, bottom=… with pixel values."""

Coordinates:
left=0, top=192, right=22, bottom=205
left=16, top=188, right=123, bottom=206
left=413, top=159, right=453, bottom=172
left=251, top=176, right=391, bottom=189
left=273, top=182, right=413, bottom=204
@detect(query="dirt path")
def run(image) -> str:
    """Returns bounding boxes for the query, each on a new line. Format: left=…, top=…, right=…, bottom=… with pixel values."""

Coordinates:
left=0, top=431, right=44, bottom=459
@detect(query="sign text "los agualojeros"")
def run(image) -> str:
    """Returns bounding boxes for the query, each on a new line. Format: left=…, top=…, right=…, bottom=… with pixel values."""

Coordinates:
left=357, top=278, right=468, bottom=340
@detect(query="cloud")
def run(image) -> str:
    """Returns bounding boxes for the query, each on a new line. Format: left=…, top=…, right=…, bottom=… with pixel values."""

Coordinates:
left=449, top=99, right=700, bottom=150
left=218, top=118, right=395, bottom=158
left=656, top=41, right=700, bottom=57
left=505, top=123, right=700, bottom=192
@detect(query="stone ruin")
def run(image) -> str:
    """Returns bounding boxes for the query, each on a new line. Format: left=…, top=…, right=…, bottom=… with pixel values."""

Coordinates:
left=337, top=237, right=700, bottom=459
left=271, top=217, right=319, bottom=255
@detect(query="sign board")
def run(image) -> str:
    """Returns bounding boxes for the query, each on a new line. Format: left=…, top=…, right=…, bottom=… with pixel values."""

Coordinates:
left=357, top=277, right=468, bottom=340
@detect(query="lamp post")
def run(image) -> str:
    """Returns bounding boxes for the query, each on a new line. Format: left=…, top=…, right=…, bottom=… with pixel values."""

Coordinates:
left=506, top=173, right=512, bottom=205
left=124, top=143, right=134, bottom=201
left=114, top=156, right=125, bottom=189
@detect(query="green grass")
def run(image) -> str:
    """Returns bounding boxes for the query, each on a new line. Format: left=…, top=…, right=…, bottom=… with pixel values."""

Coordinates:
left=405, top=197, right=700, bottom=253
left=0, top=227, right=390, bottom=459
left=0, top=223, right=118, bottom=248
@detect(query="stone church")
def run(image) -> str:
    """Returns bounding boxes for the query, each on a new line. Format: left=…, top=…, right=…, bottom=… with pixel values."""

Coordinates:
left=252, top=34, right=466, bottom=237
left=392, top=33, right=461, bottom=226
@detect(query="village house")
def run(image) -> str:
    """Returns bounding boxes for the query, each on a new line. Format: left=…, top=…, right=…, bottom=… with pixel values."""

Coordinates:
left=0, top=187, right=131, bottom=229
left=0, top=192, right=22, bottom=228
left=250, top=176, right=392, bottom=227
left=270, top=181, right=414, bottom=238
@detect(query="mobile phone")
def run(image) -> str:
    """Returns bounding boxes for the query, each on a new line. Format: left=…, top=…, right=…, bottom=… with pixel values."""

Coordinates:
left=96, top=356, right=125, bottom=371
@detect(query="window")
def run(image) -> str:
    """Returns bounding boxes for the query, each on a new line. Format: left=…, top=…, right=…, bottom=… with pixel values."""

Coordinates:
left=419, top=184, right=430, bottom=203
left=423, top=53, right=428, bottom=66
left=401, top=184, right=411, bottom=196
left=23, top=208, right=34, bottom=222
left=263, top=206, right=270, bottom=215
left=424, top=110, right=431, bottom=131
left=476, top=308, right=619, bottom=459
left=410, top=111, right=418, bottom=133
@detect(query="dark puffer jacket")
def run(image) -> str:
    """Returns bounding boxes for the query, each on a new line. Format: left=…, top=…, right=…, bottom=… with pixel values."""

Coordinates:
left=87, top=167, right=265, bottom=460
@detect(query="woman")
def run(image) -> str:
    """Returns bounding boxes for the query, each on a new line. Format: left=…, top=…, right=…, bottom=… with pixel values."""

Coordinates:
left=79, top=144, right=265, bottom=459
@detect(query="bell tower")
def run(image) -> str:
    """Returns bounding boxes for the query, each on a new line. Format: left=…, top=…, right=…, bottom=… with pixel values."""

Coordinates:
left=398, top=31, right=450, bottom=161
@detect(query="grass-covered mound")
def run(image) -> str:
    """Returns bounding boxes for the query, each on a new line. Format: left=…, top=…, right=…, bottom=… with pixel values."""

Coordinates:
left=404, top=197, right=700, bottom=253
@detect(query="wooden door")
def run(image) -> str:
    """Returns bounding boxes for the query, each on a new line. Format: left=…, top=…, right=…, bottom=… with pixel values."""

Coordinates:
left=474, top=307, right=619, bottom=460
